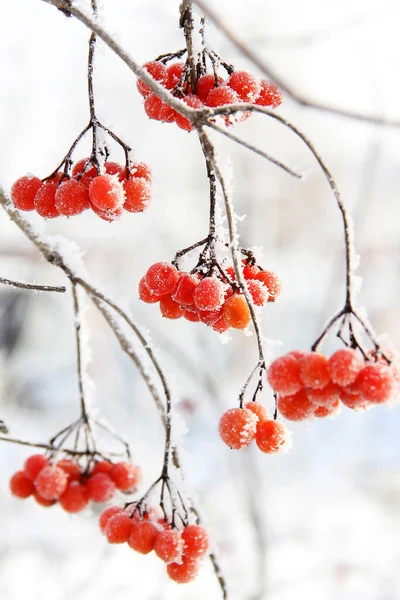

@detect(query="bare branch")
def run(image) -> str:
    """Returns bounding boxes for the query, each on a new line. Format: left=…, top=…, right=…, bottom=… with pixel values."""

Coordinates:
left=0, top=276, right=65, bottom=293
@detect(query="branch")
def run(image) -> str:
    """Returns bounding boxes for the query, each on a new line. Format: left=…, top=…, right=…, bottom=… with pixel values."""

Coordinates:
left=0, top=277, right=65, bottom=293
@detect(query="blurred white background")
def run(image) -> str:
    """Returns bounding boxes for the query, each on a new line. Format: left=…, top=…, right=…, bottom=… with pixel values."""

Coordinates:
left=0, top=0, right=400, bottom=598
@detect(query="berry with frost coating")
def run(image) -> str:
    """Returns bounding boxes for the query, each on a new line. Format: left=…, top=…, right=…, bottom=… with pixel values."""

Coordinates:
left=172, top=273, right=198, bottom=306
left=34, top=465, right=68, bottom=501
left=255, top=420, right=290, bottom=454
left=167, top=556, right=199, bottom=584
left=137, top=61, right=168, bottom=97
left=222, top=294, right=251, bottom=329
left=54, top=179, right=90, bottom=216
left=60, top=481, right=89, bottom=513
left=99, top=505, right=124, bottom=534
left=244, top=401, right=269, bottom=422
left=306, top=382, right=341, bottom=407
left=160, top=296, right=184, bottom=319
left=123, top=178, right=151, bottom=213
left=23, top=454, right=49, bottom=481
left=11, top=175, right=42, bottom=211
left=254, top=270, right=282, bottom=301
left=89, top=174, right=125, bottom=212
left=267, top=354, right=303, bottom=396
left=145, top=262, right=180, bottom=297
left=105, top=512, right=133, bottom=544
left=10, top=471, right=35, bottom=498
left=128, top=520, right=158, bottom=554
left=355, top=363, right=395, bottom=404
left=56, top=459, right=81, bottom=482
left=109, top=462, right=142, bottom=492
left=154, top=529, right=183, bottom=563
left=255, top=80, right=282, bottom=108
left=193, top=277, right=225, bottom=311
left=86, top=473, right=116, bottom=503
left=218, top=407, right=258, bottom=449
left=300, top=352, right=331, bottom=390
left=181, top=524, right=209, bottom=559
left=327, top=348, right=364, bottom=387
left=227, top=71, right=261, bottom=102
left=277, top=389, right=315, bottom=421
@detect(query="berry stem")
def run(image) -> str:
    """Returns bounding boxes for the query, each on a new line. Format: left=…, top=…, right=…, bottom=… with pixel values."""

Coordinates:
left=0, top=277, right=65, bottom=293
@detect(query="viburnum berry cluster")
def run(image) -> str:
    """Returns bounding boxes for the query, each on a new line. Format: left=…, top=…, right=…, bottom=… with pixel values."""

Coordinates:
left=139, top=257, right=281, bottom=333
left=10, top=160, right=151, bottom=221
left=218, top=402, right=290, bottom=454
left=9, top=454, right=142, bottom=511
left=267, top=347, right=400, bottom=420
left=100, top=501, right=209, bottom=584
left=138, top=58, right=282, bottom=131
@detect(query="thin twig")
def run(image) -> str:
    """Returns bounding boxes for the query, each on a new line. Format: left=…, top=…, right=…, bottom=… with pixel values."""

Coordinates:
left=0, top=277, right=65, bottom=293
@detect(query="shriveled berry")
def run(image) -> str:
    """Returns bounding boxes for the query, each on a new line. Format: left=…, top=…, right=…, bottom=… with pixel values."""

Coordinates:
left=89, top=174, right=125, bottom=212
left=256, top=420, right=290, bottom=454
left=137, top=61, right=168, bottom=97
left=34, top=465, right=68, bottom=501
left=154, top=529, right=183, bottom=563
left=167, top=556, right=199, bottom=584
left=218, top=407, right=258, bottom=449
left=11, top=175, right=42, bottom=211
left=267, top=354, right=303, bottom=395
left=227, top=71, right=261, bottom=102
left=60, top=481, right=89, bottom=513
left=182, top=524, right=209, bottom=559
left=109, top=462, right=142, bottom=492
left=254, top=270, right=282, bottom=301
left=128, top=520, right=158, bottom=554
left=328, top=348, right=364, bottom=387
left=86, top=473, right=116, bottom=503
left=23, top=454, right=49, bottom=481
left=193, top=277, right=225, bottom=311
left=355, top=363, right=395, bottom=404
left=10, top=471, right=35, bottom=498
left=255, top=80, right=282, bottom=108
left=145, top=262, right=179, bottom=296
left=222, top=294, right=251, bottom=329
left=277, top=389, right=315, bottom=421
left=123, top=177, right=151, bottom=213
left=99, top=505, right=124, bottom=534
left=300, top=352, right=331, bottom=389
left=105, top=512, right=133, bottom=544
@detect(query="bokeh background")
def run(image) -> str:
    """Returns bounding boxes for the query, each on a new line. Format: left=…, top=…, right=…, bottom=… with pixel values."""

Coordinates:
left=0, top=0, right=400, bottom=598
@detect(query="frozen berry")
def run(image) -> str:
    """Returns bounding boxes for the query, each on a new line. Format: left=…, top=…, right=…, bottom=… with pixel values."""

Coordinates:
left=128, top=520, right=158, bottom=554
left=34, top=491, right=55, bottom=507
left=244, top=401, right=269, bottom=422
left=138, top=277, right=163, bottom=304
left=144, top=93, right=175, bottom=122
left=160, top=295, right=184, bottom=319
left=145, top=262, right=179, bottom=296
left=34, top=465, right=68, bottom=501
left=196, top=74, right=223, bottom=103
left=267, top=354, right=303, bottom=395
left=11, top=175, right=42, bottom=211
left=54, top=179, right=90, bottom=216
left=109, top=462, right=142, bottom=492
left=206, top=86, right=239, bottom=107
left=218, top=407, right=258, bottom=449
left=355, top=363, right=395, bottom=404
left=123, top=177, right=151, bottom=212
left=10, top=471, right=35, bottom=498
left=89, top=174, right=125, bottom=212
left=154, top=529, right=183, bottom=563
left=182, top=524, right=209, bottom=559
left=300, top=352, right=331, bottom=389
left=175, top=94, right=204, bottom=132
left=256, top=420, right=290, bottom=454
left=34, top=180, right=60, bottom=218
left=86, top=473, right=116, bottom=503
left=23, top=454, right=49, bottom=481
left=99, top=505, right=124, bottom=534
left=56, top=459, right=81, bottom=482
left=277, top=389, right=315, bottom=421
left=60, top=481, right=89, bottom=513
left=254, top=270, right=282, bottom=301
left=307, top=382, right=341, bottom=407
left=328, top=348, right=364, bottom=387
left=167, top=556, right=199, bottom=584
left=137, top=61, right=168, bottom=97
left=212, top=314, right=230, bottom=333
left=91, top=460, right=113, bottom=476
left=247, top=279, right=269, bottom=306
left=130, top=162, right=152, bottom=182
left=193, top=277, right=225, bottom=311
left=313, top=399, right=342, bottom=418
left=222, top=294, right=251, bottom=329
left=227, top=71, right=261, bottom=102
left=105, top=512, right=133, bottom=544
left=166, top=62, right=185, bottom=90
left=255, top=80, right=282, bottom=108
left=172, top=273, right=198, bottom=306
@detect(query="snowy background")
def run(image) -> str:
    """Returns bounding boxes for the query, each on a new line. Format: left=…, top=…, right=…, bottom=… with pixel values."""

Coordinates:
left=0, top=0, right=400, bottom=599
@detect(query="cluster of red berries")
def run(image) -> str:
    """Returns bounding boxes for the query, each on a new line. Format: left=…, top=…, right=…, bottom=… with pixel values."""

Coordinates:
left=267, top=347, right=400, bottom=421
left=137, top=61, right=282, bottom=131
left=10, top=159, right=152, bottom=221
left=9, top=454, right=142, bottom=512
left=219, top=401, right=290, bottom=453
left=139, top=260, right=281, bottom=333
left=100, top=504, right=209, bottom=584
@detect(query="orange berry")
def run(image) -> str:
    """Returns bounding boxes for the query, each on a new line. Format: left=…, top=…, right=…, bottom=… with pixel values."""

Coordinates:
left=254, top=270, right=282, bottom=301
left=255, top=419, right=290, bottom=453
left=306, top=382, right=341, bottom=407
left=327, top=348, right=364, bottom=387
left=300, top=352, right=331, bottom=389
left=218, top=407, right=258, bottom=449
left=244, top=401, right=269, bottom=422
left=277, top=389, right=315, bottom=421
left=267, top=354, right=303, bottom=395
left=222, top=294, right=251, bottom=329
left=313, top=399, right=342, bottom=418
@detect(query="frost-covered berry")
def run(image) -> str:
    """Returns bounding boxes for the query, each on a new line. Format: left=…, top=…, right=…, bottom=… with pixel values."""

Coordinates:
left=182, top=524, right=209, bottom=559
left=267, top=354, right=303, bottom=396
left=227, top=71, right=261, bottom=102
left=123, top=177, right=151, bottom=213
left=91, top=460, right=113, bottom=476
left=306, top=382, right=341, bottom=407
left=242, top=261, right=260, bottom=279
left=144, top=94, right=175, bottom=122
left=196, top=74, right=223, bottom=103
left=99, top=505, right=124, bottom=534
left=313, top=399, right=342, bottom=418
left=56, top=459, right=81, bottom=482
left=34, top=465, right=68, bottom=501
left=130, top=162, right=152, bottom=182
left=193, top=277, right=225, bottom=311
left=254, top=270, right=282, bottom=301
left=355, top=363, right=395, bottom=403
left=247, top=279, right=268, bottom=306
left=172, top=273, right=198, bottom=306
left=109, top=462, right=142, bottom=492
left=198, top=307, right=222, bottom=325
left=34, top=180, right=60, bottom=218
left=54, top=179, right=90, bottom=216
left=222, top=294, right=251, bottom=329
left=86, top=473, right=116, bottom=503
left=128, top=520, right=158, bottom=554
left=255, top=80, right=282, bottom=108
left=206, top=86, right=240, bottom=107
left=340, top=389, right=371, bottom=411
left=89, top=174, right=125, bottom=212
left=277, top=389, right=315, bottom=421
left=138, top=277, right=162, bottom=304
left=166, top=62, right=185, bottom=90
left=10, top=471, right=35, bottom=498
left=175, top=94, right=204, bottom=132
left=154, top=529, right=183, bottom=563
left=145, top=262, right=179, bottom=297
left=212, top=314, right=230, bottom=333
left=23, top=454, right=49, bottom=481
left=300, top=352, right=331, bottom=390
left=328, top=348, right=364, bottom=387
left=105, top=512, right=133, bottom=544
left=160, top=295, right=184, bottom=319
left=105, top=161, right=124, bottom=180
left=184, top=309, right=201, bottom=323
left=218, top=407, right=258, bottom=449
left=137, top=61, right=168, bottom=97
left=255, top=420, right=290, bottom=454
left=60, top=481, right=89, bottom=513
left=34, top=491, right=55, bottom=507
left=167, top=556, right=199, bottom=584
left=11, top=175, right=42, bottom=211
left=244, top=401, right=269, bottom=422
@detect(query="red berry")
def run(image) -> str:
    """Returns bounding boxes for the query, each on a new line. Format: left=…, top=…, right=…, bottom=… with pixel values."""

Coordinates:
left=105, top=161, right=124, bottom=180
left=277, top=389, right=315, bottom=421
left=10, top=471, right=35, bottom=498
left=267, top=354, right=303, bottom=395
left=89, top=174, right=125, bottom=212
left=34, top=466, right=68, bottom=501
left=227, top=71, right=261, bottom=102
left=72, top=158, right=97, bottom=184
left=300, top=352, right=331, bottom=389
left=313, top=399, right=342, bottom=418
left=128, top=520, right=158, bottom=554
left=184, top=309, right=201, bottom=323
left=167, top=556, right=199, bottom=584
left=90, top=200, right=123, bottom=222
left=91, top=460, right=113, bottom=476
left=86, top=473, right=116, bottom=503
left=247, top=279, right=269, bottom=306
left=182, top=524, right=209, bottom=559
left=306, top=382, right=341, bottom=407
left=109, top=462, right=142, bottom=492
left=34, top=491, right=55, bottom=507
left=137, top=61, right=168, bottom=97
left=212, top=313, right=230, bottom=333
left=105, top=512, right=133, bottom=544
left=206, top=85, right=240, bottom=107
left=145, top=262, right=179, bottom=296
left=355, top=363, right=395, bottom=404
left=11, top=175, right=42, bottom=211
left=166, top=62, right=185, bottom=89
left=54, top=179, right=90, bottom=216
left=144, top=93, right=175, bottom=122
left=255, top=80, right=282, bottom=108
left=218, top=407, right=258, bottom=449
left=255, top=420, right=290, bottom=454
left=130, top=162, right=152, bottom=182
left=123, top=177, right=151, bottom=213
left=242, top=261, right=260, bottom=279
left=244, top=401, right=269, bottom=422
left=56, top=459, right=81, bottom=482
left=193, top=277, right=225, bottom=311
left=138, top=276, right=163, bottom=303
left=60, top=481, right=89, bottom=513
left=34, top=181, right=60, bottom=218
left=160, top=295, right=184, bottom=319
left=340, top=389, right=371, bottom=411
left=23, top=454, right=49, bottom=481
left=172, top=273, right=198, bottom=306
left=254, top=270, right=282, bottom=301
left=174, top=94, right=204, bottom=132
left=222, top=294, right=251, bottom=329
left=196, top=74, right=223, bottom=103
left=327, top=348, right=364, bottom=387
left=99, top=505, right=124, bottom=534
left=154, top=529, right=183, bottom=563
